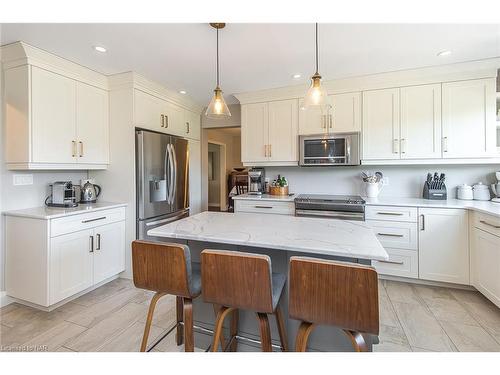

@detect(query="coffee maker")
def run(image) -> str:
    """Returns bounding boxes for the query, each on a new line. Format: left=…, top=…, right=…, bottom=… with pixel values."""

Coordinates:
left=491, top=171, right=500, bottom=203
left=248, top=168, right=265, bottom=195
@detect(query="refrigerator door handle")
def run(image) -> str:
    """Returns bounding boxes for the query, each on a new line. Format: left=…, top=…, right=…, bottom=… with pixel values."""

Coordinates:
left=171, top=144, right=178, bottom=204
left=164, top=144, right=170, bottom=203
left=168, top=144, right=175, bottom=204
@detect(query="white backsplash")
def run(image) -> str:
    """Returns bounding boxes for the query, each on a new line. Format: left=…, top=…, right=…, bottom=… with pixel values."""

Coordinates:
left=265, top=165, right=500, bottom=198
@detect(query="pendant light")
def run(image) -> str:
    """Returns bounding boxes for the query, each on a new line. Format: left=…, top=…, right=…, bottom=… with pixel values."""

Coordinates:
left=302, top=23, right=328, bottom=109
left=206, top=23, right=231, bottom=118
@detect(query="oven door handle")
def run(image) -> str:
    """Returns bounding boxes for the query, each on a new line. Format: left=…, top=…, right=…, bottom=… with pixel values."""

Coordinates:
left=295, top=209, right=364, bottom=219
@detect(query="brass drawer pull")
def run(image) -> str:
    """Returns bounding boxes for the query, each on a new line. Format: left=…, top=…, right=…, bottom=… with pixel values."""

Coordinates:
left=377, top=259, right=404, bottom=265
left=479, top=220, right=500, bottom=229
left=377, top=212, right=404, bottom=216
left=377, top=233, right=404, bottom=238
left=82, top=216, right=107, bottom=223
left=255, top=206, right=273, bottom=209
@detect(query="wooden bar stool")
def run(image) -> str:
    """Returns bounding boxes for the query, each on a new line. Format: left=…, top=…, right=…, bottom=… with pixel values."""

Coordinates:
left=132, top=240, right=202, bottom=352
left=201, top=250, right=289, bottom=352
left=288, top=257, right=379, bottom=352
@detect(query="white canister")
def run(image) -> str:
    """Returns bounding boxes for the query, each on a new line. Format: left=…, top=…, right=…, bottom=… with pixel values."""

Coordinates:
left=364, top=181, right=383, bottom=198
left=457, top=184, right=473, bottom=200
left=472, top=182, right=491, bottom=201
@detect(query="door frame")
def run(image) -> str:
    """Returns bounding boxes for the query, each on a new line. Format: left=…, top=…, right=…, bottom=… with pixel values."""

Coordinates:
left=207, top=140, right=228, bottom=211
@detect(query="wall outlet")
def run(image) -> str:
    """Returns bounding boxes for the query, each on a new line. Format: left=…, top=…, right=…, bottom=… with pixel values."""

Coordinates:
left=381, top=177, right=389, bottom=186
left=13, top=174, right=34, bottom=186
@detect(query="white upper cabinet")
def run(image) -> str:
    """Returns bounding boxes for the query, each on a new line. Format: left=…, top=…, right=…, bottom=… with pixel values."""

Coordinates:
left=298, top=100, right=330, bottom=135
left=442, top=78, right=496, bottom=158
left=241, top=102, right=269, bottom=163
left=362, top=88, right=400, bottom=160
left=242, top=100, right=298, bottom=165
left=134, top=89, right=164, bottom=131
left=184, top=110, right=201, bottom=140
left=400, top=84, right=442, bottom=159
left=31, top=67, right=77, bottom=164
left=329, top=92, right=361, bottom=133
left=76, top=82, right=109, bottom=164
left=419, top=208, right=469, bottom=285
left=268, top=99, right=298, bottom=162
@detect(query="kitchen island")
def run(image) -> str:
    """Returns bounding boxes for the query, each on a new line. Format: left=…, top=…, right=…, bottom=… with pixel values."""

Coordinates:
left=148, top=211, right=388, bottom=352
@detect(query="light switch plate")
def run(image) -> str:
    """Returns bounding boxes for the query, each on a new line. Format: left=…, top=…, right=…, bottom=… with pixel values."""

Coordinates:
left=13, top=174, right=33, bottom=186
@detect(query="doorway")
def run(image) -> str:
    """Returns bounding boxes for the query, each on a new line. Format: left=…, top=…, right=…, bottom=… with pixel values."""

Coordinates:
left=207, top=142, right=227, bottom=211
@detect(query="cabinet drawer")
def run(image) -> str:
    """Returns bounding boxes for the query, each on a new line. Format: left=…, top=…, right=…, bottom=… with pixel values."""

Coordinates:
left=372, top=248, right=418, bottom=278
left=234, top=200, right=295, bottom=215
left=472, top=212, right=500, bottom=238
left=366, top=220, right=418, bottom=250
left=51, top=207, right=126, bottom=237
left=366, top=205, right=418, bottom=222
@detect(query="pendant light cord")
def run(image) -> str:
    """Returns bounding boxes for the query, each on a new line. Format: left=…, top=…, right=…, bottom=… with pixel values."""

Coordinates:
left=315, top=23, right=319, bottom=74
left=216, top=28, right=220, bottom=87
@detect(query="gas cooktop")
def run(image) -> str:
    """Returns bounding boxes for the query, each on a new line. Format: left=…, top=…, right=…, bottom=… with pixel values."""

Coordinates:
left=295, top=194, right=365, bottom=205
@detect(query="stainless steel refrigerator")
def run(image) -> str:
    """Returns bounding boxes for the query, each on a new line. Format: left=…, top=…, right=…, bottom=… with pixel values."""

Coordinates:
left=136, top=129, right=189, bottom=241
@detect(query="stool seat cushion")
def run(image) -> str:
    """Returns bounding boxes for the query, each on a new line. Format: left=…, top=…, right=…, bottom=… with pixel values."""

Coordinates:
left=271, top=273, right=286, bottom=311
left=190, top=262, right=202, bottom=296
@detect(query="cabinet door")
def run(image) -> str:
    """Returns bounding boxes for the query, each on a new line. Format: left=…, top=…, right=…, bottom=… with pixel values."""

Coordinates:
left=268, top=99, right=298, bottom=162
left=362, top=88, right=400, bottom=160
left=442, top=78, right=496, bottom=158
left=93, top=221, right=125, bottom=285
left=76, top=82, right=109, bottom=164
left=400, top=84, right=441, bottom=159
left=419, top=208, right=469, bottom=284
left=163, top=101, right=185, bottom=137
left=298, top=99, right=331, bottom=135
left=134, top=89, right=163, bottom=130
left=241, top=103, right=269, bottom=163
left=50, top=229, right=93, bottom=304
left=184, top=110, right=201, bottom=140
left=188, top=139, right=202, bottom=214
left=330, top=92, right=361, bottom=132
left=31, top=66, right=77, bottom=164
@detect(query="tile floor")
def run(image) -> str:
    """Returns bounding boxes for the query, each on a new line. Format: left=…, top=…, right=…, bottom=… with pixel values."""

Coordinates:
left=1, top=278, right=499, bottom=352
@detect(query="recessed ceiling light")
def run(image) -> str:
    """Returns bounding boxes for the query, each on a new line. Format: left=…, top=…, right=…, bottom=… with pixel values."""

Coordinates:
left=292, top=74, right=302, bottom=79
left=179, top=90, right=187, bottom=95
left=437, top=50, right=451, bottom=57
left=94, top=46, right=107, bottom=53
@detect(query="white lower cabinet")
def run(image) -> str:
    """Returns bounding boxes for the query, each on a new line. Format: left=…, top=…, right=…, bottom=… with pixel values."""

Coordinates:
left=418, top=208, right=469, bottom=284
left=6, top=206, right=126, bottom=308
left=372, top=248, right=418, bottom=279
left=234, top=200, right=295, bottom=215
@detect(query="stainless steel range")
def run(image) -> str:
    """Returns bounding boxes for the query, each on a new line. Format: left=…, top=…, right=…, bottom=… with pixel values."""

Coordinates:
left=294, top=194, right=366, bottom=221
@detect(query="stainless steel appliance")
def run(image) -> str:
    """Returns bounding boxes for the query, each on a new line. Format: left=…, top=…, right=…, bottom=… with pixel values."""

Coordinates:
left=136, top=129, right=190, bottom=241
left=80, top=179, right=102, bottom=204
left=295, top=194, right=365, bottom=221
left=299, top=132, right=360, bottom=166
left=46, top=181, right=78, bottom=208
left=248, top=168, right=265, bottom=195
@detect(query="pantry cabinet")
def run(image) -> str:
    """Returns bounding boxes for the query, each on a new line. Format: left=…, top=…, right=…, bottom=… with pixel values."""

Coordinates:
left=418, top=208, right=469, bottom=284
left=189, top=139, right=202, bottom=215
left=4, top=65, right=109, bottom=169
left=362, top=88, right=400, bottom=160
left=441, top=78, right=497, bottom=158
left=241, top=99, right=298, bottom=165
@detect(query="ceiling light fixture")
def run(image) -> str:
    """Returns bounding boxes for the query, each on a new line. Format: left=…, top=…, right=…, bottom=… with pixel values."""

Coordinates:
left=93, top=46, right=107, bottom=53
left=437, top=50, right=452, bottom=57
left=302, top=23, right=328, bottom=110
left=205, top=23, right=231, bottom=118
left=293, top=74, right=302, bottom=79
left=179, top=90, right=187, bottom=95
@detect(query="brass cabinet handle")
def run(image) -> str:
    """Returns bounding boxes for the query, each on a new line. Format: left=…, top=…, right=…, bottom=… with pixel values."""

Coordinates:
left=479, top=220, right=500, bottom=229
left=377, top=212, right=404, bottom=216
left=186, top=122, right=190, bottom=133
left=165, top=115, right=169, bottom=128
left=393, top=139, right=399, bottom=154
left=269, top=144, right=272, bottom=157
left=255, top=205, right=273, bottom=209
left=443, top=137, right=448, bottom=152
left=89, top=235, right=94, bottom=253
left=79, top=141, right=83, bottom=157
left=96, top=233, right=101, bottom=250
left=420, top=214, right=425, bottom=231
left=377, top=259, right=404, bottom=265
left=82, top=216, right=106, bottom=223
left=329, top=114, right=333, bottom=129
left=72, top=140, right=77, bottom=157
left=161, top=114, right=165, bottom=127
left=401, top=138, right=406, bottom=154
left=377, top=233, right=404, bottom=238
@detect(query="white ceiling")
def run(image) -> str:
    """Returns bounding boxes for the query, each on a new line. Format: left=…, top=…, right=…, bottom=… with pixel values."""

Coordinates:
left=1, top=23, right=499, bottom=105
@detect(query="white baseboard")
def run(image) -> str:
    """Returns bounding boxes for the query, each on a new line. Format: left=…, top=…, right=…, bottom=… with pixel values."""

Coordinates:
left=1, top=291, right=14, bottom=308
left=379, top=274, right=474, bottom=290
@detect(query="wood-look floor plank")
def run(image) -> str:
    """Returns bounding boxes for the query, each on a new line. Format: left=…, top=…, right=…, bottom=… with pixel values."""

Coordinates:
left=138, top=294, right=176, bottom=329
left=440, top=320, right=500, bottom=352
left=384, top=281, right=426, bottom=306
left=422, top=297, right=478, bottom=326
left=71, top=278, right=133, bottom=307
left=379, top=294, right=400, bottom=328
left=98, top=321, right=164, bottom=352
left=64, top=302, right=147, bottom=352
left=21, top=321, right=87, bottom=351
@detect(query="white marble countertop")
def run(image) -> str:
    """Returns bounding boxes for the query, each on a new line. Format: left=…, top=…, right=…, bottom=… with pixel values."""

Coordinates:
left=148, top=211, right=389, bottom=261
left=2, top=201, right=127, bottom=220
left=232, top=193, right=296, bottom=202
left=364, top=197, right=500, bottom=218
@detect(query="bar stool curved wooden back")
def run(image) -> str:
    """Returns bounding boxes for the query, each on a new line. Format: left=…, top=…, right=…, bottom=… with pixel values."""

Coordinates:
left=132, top=240, right=201, bottom=352
left=289, top=257, right=379, bottom=352
left=201, top=249, right=288, bottom=352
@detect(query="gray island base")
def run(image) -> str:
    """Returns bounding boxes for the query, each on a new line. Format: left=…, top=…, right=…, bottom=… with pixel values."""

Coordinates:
left=148, top=212, right=388, bottom=352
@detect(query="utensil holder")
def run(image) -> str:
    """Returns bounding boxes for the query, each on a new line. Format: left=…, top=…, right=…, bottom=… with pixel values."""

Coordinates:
left=269, top=186, right=289, bottom=196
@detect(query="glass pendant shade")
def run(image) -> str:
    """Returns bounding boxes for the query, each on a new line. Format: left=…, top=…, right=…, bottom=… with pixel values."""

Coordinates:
left=302, top=73, right=328, bottom=109
left=205, top=86, right=231, bottom=118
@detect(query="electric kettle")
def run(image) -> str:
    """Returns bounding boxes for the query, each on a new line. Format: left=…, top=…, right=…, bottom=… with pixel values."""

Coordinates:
left=80, top=180, right=102, bottom=204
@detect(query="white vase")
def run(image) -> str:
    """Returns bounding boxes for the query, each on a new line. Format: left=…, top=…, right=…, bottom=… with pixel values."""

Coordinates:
left=365, top=181, right=383, bottom=198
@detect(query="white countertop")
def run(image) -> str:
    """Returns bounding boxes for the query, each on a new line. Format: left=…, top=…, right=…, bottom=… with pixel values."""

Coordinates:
left=364, top=197, right=500, bottom=218
left=232, top=193, right=296, bottom=202
left=148, top=211, right=389, bottom=261
left=3, top=201, right=128, bottom=220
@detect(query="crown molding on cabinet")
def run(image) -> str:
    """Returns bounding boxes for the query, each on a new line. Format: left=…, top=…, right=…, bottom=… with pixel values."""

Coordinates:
left=108, top=71, right=203, bottom=114
left=0, top=41, right=109, bottom=90
left=361, top=158, right=500, bottom=166
left=234, top=58, right=500, bottom=104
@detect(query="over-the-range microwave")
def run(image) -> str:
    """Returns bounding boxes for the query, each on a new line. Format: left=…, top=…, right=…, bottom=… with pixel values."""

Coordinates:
left=299, top=132, right=361, bottom=166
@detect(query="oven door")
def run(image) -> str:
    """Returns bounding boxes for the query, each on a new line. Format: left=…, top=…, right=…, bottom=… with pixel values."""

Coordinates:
left=299, top=132, right=360, bottom=166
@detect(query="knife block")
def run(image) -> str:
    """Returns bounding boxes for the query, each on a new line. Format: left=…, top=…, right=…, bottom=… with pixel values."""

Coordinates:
left=423, top=182, right=447, bottom=200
